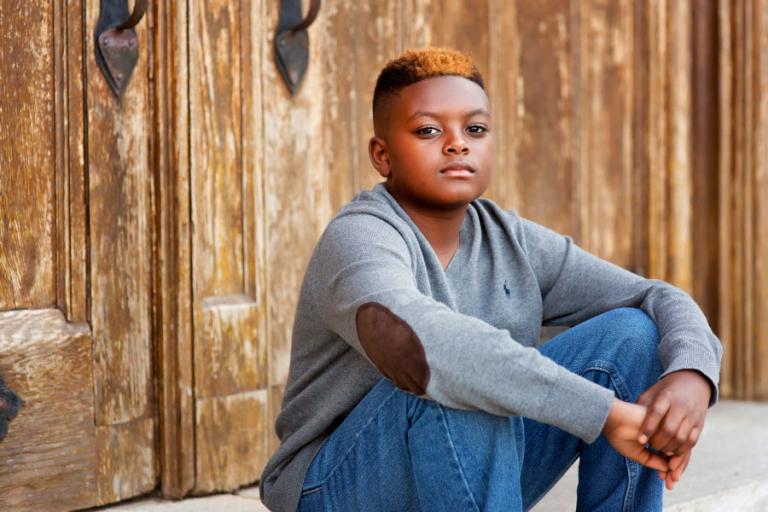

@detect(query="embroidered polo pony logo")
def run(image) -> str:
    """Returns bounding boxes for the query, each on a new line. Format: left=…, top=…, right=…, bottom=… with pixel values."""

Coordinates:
left=503, top=280, right=511, bottom=298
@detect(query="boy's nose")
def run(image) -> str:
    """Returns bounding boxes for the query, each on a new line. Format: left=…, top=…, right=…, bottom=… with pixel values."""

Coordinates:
left=444, top=138, right=469, bottom=155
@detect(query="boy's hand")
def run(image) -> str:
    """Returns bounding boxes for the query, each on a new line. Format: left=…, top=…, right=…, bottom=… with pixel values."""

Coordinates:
left=602, top=398, right=670, bottom=473
left=635, top=370, right=711, bottom=456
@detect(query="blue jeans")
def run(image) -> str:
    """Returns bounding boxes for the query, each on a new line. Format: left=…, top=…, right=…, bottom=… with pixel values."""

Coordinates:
left=297, top=307, right=665, bottom=511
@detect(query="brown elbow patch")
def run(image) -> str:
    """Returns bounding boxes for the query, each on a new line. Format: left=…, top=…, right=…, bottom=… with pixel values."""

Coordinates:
left=355, top=302, right=430, bottom=395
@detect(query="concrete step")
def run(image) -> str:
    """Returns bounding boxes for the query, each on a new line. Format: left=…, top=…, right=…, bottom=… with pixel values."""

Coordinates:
left=95, top=400, right=767, bottom=512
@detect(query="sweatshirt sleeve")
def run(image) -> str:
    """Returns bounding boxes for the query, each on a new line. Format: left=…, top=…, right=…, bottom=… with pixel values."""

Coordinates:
left=310, top=213, right=616, bottom=444
left=520, top=216, right=723, bottom=408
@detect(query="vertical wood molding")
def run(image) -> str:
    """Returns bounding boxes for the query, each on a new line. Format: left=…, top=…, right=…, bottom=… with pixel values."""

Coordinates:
left=153, top=0, right=195, bottom=497
left=54, top=0, right=88, bottom=323
left=643, top=0, right=693, bottom=293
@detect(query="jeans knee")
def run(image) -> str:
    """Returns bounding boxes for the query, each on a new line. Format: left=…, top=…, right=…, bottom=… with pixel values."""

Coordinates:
left=603, top=308, right=660, bottom=345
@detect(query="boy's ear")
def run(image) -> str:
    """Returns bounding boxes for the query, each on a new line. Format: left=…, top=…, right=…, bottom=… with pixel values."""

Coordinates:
left=368, top=137, right=391, bottom=178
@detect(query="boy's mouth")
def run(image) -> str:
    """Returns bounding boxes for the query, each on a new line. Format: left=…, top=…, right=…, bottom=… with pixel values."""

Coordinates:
left=440, top=162, right=475, bottom=176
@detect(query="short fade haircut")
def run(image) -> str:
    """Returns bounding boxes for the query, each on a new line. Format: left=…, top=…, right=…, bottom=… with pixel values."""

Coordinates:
left=372, top=47, right=486, bottom=137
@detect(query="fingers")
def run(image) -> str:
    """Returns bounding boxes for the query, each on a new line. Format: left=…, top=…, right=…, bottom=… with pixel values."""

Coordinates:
left=637, top=447, right=670, bottom=473
left=648, top=408, right=685, bottom=454
left=658, top=416, right=693, bottom=455
left=638, top=394, right=671, bottom=445
left=675, top=426, right=701, bottom=455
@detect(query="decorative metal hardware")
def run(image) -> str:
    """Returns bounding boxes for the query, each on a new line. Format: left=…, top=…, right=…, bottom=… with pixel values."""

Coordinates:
left=0, top=375, right=23, bottom=442
left=274, top=0, right=321, bottom=95
left=95, top=0, right=148, bottom=98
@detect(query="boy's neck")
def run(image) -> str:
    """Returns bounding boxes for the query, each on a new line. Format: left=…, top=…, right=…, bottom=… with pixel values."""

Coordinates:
left=385, top=184, right=467, bottom=268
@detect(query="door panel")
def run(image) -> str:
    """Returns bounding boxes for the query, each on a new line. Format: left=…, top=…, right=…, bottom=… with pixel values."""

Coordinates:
left=0, top=0, right=56, bottom=309
left=188, top=0, right=269, bottom=492
left=0, top=0, right=156, bottom=508
left=0, top=310, right=96, bottom=511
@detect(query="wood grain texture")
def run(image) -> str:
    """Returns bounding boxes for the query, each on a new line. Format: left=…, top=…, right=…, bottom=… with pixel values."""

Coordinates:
left=188, top=0, right=269, bottom=491
left=153, top=0, right=196, bottom=497
left=691, top=0, right=721, bottom=326
left=96, top=418, right=156, bottom=504
left=196, top=295, right=267, bottom=397
left=644, top=0, right=694, bottom=292
left=190, top=0, right=244, bottom=297
left=85, top=0, right=156, bottom=503
left=754, top=0, right=768, bottom=400
left=54, top=0, right=88, bottom=323
left=487, top=0, right=521, bottom=209
left=194, top=390, right=269, bottom=493
left=0, top=0, right=56, bottom=310
left=0, top=310, right=97, bottom=512
left=718, top=0, right=768, bottom=400
left=85, top=0, right=154, bottom=426
left=322, top=0, right=400, bottom=212
left=262, top=0, right=331, bottom=457
left=511, top=0, right=579, bottom=236
left=578, top=0, right=634, bottom=265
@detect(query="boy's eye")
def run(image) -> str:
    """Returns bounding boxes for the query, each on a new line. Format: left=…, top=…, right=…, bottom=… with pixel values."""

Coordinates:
left=467, top=125, right=488, bottom=134
left=416, top=126, right=440, bottom=136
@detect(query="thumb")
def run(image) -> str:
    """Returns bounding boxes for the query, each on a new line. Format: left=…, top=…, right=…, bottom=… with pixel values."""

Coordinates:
left=636, top=391, right=651, bottom=407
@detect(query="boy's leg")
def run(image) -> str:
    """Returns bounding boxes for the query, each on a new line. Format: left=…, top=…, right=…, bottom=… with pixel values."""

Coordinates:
left=298, top=376, right=526, bottom=512
left=520, top=307, right=665, bottom=512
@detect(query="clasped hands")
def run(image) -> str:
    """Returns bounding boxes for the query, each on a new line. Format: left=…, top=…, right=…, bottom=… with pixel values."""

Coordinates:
left=601, top=369, right=712, bottom=491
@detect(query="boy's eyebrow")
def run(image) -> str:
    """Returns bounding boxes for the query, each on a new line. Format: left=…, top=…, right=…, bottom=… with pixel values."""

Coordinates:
left=407, top=108, right=490, bottom=120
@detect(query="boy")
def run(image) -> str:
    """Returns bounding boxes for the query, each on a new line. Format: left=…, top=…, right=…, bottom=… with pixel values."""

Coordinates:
left=259, top=48, right=722, bottom=512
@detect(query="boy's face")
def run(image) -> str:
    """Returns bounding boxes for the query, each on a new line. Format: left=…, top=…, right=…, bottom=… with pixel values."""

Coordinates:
left=369, top=75, right=494, bottom=211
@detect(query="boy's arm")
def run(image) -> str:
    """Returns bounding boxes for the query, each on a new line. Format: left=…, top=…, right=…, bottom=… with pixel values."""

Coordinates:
left=312, top=213, right=615, bottom=444
left=520, top=216, right=722, bottom=469
left=520, top=217, right=723, bottom=408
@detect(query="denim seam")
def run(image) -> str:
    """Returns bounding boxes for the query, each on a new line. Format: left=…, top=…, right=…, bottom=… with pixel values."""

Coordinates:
left=580, top=360, right=637, bottom=512
left=435, top=403, right=482, bottom=512
left=309, top=386, right=400, bottom=489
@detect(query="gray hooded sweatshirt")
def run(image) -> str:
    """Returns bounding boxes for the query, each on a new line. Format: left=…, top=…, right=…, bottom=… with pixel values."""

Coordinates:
left=259, top=182, right=722, bottom=512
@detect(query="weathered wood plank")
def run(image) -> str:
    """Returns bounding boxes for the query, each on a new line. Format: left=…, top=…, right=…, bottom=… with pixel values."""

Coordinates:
left=187, top=0, right=270, bottom=492
left=153, top=0, right=196, bottom=497
left=509, top=0, right=579, bottom=237
left=0, top=310, right=97, bottom=512
left=645, top=0, right=694, bottom=292
left=487, top=0, right=521, bottom=209
left=96, top=418, right=156, bottom=504
left=0, top=0, right=56, bottom=310
left=718, top=0, right=768, bottom=400
left=578, top=0, right=634, bottom=266
left=196, top=295, right=267, bottom=397
left=85, top=0, right=154, bottom=426
left=717, top=0, right=735, bottom=399
left=754, top=0, right=768, bottom=400
left=194, top=390, right=269, bottom=493
left=85, top=0, right=156, bottom=503
left=190, top=0, right=244, bottom=297
left=691, top=0, right=720, bottom=325
left=262, top=0, right=331, bottom=445
left=322, top=0, right=400, bottom=210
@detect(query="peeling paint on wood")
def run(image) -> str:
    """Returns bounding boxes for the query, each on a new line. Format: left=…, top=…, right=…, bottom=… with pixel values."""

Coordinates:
left=194, top=390, right=269, bottom=493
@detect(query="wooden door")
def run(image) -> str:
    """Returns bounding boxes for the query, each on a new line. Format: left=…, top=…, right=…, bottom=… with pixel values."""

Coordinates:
left=0, top=0, right=155, bottom=509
